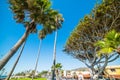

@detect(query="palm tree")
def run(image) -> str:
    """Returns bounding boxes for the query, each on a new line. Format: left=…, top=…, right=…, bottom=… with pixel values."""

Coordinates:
left=55, top=63, right=62, bottom=80
left=0, top=0, right=63, bottom=70
left=5, top=41, right=26, bottom=80
left=51, top=31, right=57, bottom=80
left=51, top=16, right=63, bottom=80
left=31, top=30, right=46, bottom=80
left=51, top=63, right=62, bottom=80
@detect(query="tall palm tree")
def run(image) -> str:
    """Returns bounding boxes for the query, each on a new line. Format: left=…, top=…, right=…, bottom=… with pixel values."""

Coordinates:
left=5, top=40, right=26, bottom=80
left=0, top=0, right=63, bottom=70
left=51, top=16, right=63, bottom=80
left=32, top=30, right=46, bottom=80
left=51, top=63, right=62, bottom=80
left=51, top=30, right=57, bottom=80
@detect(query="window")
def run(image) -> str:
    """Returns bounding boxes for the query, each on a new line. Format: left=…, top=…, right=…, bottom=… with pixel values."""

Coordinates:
left=110, top=68, right=116, bottom=72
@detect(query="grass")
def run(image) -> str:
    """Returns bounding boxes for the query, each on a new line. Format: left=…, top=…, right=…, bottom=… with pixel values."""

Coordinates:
left=10, top=78, right=47, bottom=80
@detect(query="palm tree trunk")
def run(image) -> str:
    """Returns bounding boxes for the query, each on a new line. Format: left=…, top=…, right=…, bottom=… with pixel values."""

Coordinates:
left=32, top=40, right=42, bottom=80
left=52, top=31, right=57, bottom=80
left=0, top=30, right=29, bottom=70
left=5, top=40, right=26, bottom=80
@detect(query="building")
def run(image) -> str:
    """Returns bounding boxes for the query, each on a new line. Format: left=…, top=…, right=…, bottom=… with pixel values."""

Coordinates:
left=63, top=65, right=120, bottom=79
left=104, top=65, right=120, bottom=79
left=63, top=67, right=90, bottom=79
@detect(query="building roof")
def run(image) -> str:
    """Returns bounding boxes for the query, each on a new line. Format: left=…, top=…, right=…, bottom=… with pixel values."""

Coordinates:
left=66, top=65, right=120, bottom=71
left=66, top=67, right=89, bottom=72
left=106, top=65, right=120, bottom=69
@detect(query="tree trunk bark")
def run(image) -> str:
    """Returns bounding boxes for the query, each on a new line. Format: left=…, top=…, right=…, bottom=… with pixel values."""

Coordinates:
left=5, top=40, right=26, bottom=80
left=32, top=40, right=42, bottom=80
left=89, top=68, right=94, bottom=80
left=0, top=30, right=29, bottom=70
left=52, top=31, right=57, bottom=80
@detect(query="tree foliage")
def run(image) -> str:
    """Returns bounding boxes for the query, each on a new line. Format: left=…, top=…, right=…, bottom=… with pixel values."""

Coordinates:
left=9, top=0, right=64, bottom=34
left=64, top=0, right=120, bottom=78
left=95, top=30, right=120, bottom=56
left=0, top=0, right=64, bottom=71
left=51, top=63, right=62, bottom=70
left=39, top=70, right=48, bottom=76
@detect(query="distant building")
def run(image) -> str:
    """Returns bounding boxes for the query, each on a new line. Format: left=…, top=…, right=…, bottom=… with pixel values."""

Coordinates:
left=104, top=65, right=120, bottom=79
left=63, top=67, right=90, bottom=79
left=63, top=65, right=120, bottom=79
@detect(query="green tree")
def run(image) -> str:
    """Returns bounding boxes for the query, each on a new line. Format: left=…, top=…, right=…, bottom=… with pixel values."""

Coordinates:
left=64, top=0, right=120, bottom=79
left=64, top=15, right=110, bottom=79
left=15, top=71, right=25, bottom=76
left=38, top=70, right=48, bottom=78
left=51, top=63, right=62, bottom=80
left=32, top=30, right=46, bottom=80
left=52, top=15, right=64, bottom=80
left=94, top=0, right=120, bottom=32
left=0, top=0, right=63, bottom=70
left=95, top=30, right=120, bottom=56
left=55, top=63, right=62, bottom=79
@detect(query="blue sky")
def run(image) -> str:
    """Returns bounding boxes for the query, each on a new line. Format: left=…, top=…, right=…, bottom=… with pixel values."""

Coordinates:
left=0, top=0, right=120, bottom=74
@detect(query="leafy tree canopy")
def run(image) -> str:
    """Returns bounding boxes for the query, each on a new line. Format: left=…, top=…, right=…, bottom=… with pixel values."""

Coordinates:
left=9, top=0, right=64, bottom=34
left=95, top=30, right=120, bottom=56
left=64, top=0, right=120, bottom=78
